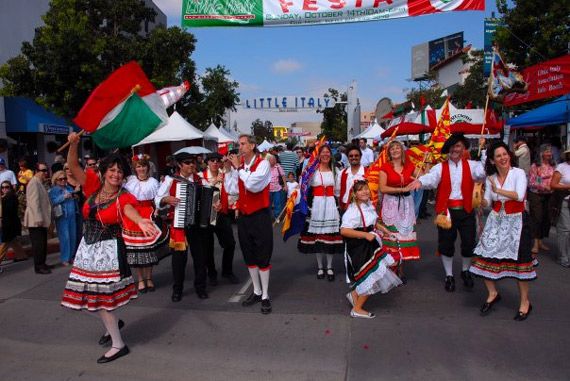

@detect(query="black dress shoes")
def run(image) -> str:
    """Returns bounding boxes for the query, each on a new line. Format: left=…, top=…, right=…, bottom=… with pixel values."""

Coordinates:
left=461, top=271, right=474, bottom=289
left=209, top=277, right=218, bottom=287
left=480, top=294, right=501, bottom=316
left=35, top=267, right=51, bottom=275
left=171, top=291, right=183, bottom=303
left=326, top=268, right=335, bottom=282
left=98, top=319, right=125, bottom=346
left=261, top=298, right=272, bottom=314
left=444, top=276, right=455, bottom=292
left=242, top=292, right=262, bottom=307
left=514, top=304, right=533, bottom=321
left=196, top=289, right=209, bottom=299
left=97, top=345, right=130, bottom=364
left=222, top=273, right=240, bottom=284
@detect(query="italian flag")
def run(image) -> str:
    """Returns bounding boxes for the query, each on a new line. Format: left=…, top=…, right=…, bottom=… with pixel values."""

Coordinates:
left=73, top=61, right=168, bottom=150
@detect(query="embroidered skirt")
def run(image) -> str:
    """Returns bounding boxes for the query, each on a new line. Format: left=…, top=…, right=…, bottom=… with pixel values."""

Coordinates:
left=380, top=193, right=420, bottom=261
left=61, top=237, right=138, bottom=311
left=346, top=229, right=402, bottom=296
left=470, top=212, right=536, bottom=281
left=298, top=195, right=344, bottom=254
left=122, top=204, right=168, bottom=267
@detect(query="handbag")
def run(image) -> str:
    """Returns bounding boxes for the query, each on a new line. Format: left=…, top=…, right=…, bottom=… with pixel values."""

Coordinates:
left=53, top=204, right=63, bottom=219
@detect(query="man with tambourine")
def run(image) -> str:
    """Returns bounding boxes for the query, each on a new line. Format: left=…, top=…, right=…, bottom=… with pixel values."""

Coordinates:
left=410, top=133, right=486, bottom=293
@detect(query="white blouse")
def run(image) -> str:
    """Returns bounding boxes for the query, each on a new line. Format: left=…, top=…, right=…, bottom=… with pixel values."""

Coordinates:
left=125, top=175, right=160, bottom=201
left=310, top=170, right=336, bottom=188
left=484, top=167, right=527, bottom=205
left=341, top=201, right=378, bottom=229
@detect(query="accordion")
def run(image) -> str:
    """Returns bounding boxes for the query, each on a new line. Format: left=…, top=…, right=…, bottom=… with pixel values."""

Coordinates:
left=173, top=181, right=218, bottom=229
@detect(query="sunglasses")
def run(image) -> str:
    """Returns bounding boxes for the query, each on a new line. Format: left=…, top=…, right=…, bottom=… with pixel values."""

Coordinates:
left=57, top=177, right=67, bottom=181
left=208, top=159, right=221, bottom=163
left=38, top=168, right=49, bottom=172
left=1, top=186, right=11, bottom=189
left=348, top=154, right=361, bottom=158
left=182, top=160, right=195, bottom=165
left=87, top=163, right=97, bottom=167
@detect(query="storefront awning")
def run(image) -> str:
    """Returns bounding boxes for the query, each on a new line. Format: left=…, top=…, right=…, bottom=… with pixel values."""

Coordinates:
left=4, top=97, right=76, bottom=134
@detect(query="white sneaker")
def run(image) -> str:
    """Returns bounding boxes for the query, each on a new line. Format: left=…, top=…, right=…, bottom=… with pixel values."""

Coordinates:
left=346, top=292, right=354, bottom=307
left=350, top=310, right=376, bottom=319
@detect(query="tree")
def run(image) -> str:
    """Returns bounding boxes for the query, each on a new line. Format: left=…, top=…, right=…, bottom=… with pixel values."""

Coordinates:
left=451, top=50, right=487, bottom=109
left=251, top=118, right=273, bottom=144
left=0, top=0, right=198, bottom=119
left=495, top=1, right=570, bottom=67
left=320, top=88, right=346, bottom=142
left=181, top=65, right=240, bottom=130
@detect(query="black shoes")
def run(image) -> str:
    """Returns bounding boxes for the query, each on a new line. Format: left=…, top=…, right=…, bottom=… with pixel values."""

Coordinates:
left=317, top=268, right=325, bottom=279
left=209, top=277, right=218, bottom=287
left=97, top=345, right=130, bottom=364
left=222, top=273, right=240, bottom=284
left=171, top=291, right=182, bottom=303
left=242, top=292, right=262, bottom=307
left=196, top=289, right=209, bottom=299
left=480, top=294, right=501, bottom=316
left=261, top=298, right=272, bottom=314
left=98, top=320, right=125, bottom=346
left=326, top=268, right=335, bottom=282
left=514, top=304, right=533, bottom=321
left=35, top=267, right=51, bottom=275
left=461, top=271, right=474, bottom=289
left=444, top=276, right=455, bottom=292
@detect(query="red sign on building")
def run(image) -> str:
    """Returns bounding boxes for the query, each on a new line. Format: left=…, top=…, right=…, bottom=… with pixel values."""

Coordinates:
left=504, top=54, right=570, bottom=107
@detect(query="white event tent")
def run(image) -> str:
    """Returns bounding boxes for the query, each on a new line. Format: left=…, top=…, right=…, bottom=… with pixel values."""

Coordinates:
left=258, top=139, right=274, bottom=152
left=204, top=123, right=237, bottom=143
left=356, top=120, right=385, bottom=141
left=134, top=111, right=213, bottom=146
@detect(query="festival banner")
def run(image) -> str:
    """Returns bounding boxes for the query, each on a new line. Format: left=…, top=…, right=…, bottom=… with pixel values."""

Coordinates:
left=504, top=54, right=570, bottom=107
left=181, top=0, right=484, bottom=28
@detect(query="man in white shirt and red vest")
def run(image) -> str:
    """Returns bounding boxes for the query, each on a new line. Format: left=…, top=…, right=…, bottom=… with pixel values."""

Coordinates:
left=200, top=152, right=240, bottom=285
left=155, top=152, right=209, bottom=302
left=336, top=145, right=366, bottom=212
left=411, top=134, right=486, bottom=292
left=229, top=134, right=273, bottom=314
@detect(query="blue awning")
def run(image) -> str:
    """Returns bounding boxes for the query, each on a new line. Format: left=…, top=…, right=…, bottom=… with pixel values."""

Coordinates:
left=508, top=94, right=570, bottom=129
left=4, top=97, right=76, bottom=134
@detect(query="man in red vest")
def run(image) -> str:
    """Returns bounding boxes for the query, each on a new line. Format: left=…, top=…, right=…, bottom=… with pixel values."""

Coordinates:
left=155, top=152, right=209, bottom=302
left=336, top=145, right=366, bottom=212
left=229, top=134, right=273, bottom=314
left=200, top=152, right=240, bottom=285
left=410, top=134, right=486, bottom=292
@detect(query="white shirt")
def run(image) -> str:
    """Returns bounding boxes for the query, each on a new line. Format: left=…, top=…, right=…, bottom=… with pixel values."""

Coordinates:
left=341, top=201, right=378, bottom=229
left=555, top=162, right=570, bottom=200
left=238, top=155, right=271, bottom=193
left=286, top=181, right=299, bottom=198
left=419, top=159, right=486, bottom=200
left=124, top=175, right=159, bottom=201
left=0, top=169, right=17, bottom=186
left=335, top=165, right=366, bottom=204
left=484, top=167, right=527, bottom=204
left=360, top=147, right=375, bottom=167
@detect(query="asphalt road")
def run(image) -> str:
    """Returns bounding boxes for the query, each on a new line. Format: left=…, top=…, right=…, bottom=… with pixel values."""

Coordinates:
left=1, top=211, right=569, bottom=381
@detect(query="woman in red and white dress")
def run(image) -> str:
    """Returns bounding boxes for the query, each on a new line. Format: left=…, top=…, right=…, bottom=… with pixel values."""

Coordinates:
left=378, top=140, right=420, bottom=281
left=61, top=133, right=158, bottom=363
left=298, top=145, right=344, bottom=281
left=470, top=141, right=536, bottom=321
left=123, top=154, right=167, bottom=293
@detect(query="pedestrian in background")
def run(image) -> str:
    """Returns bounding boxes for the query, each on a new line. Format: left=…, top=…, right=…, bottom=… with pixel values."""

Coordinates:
left=279, top=142, right=299, bottom=180
left=549, top=148, right=570, bottom=268
left=513, top=137, right=531, bottom=177
left=0, top=180, right=27, bottom=268
left=527, top=144, right=554, bottom=258
left=65, top=162, right=84, bottom=251
left=24, top=163, right=52, bottom=274
left=48, top=170, right=78, bottom=266
left=268, top=154, right=287, bottom=220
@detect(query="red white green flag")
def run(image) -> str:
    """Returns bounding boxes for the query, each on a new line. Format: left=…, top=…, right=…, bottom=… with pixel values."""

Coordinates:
left=73, top=62, right=169, bottom=150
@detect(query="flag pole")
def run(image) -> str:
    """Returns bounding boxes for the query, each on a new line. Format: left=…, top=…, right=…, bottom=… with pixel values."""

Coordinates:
left=478, top=47, right=497, bottom=157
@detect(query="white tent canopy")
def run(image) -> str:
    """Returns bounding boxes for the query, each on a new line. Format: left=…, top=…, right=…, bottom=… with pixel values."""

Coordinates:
left=258, top=140, right=274, bottom=152
left=204, top=124, right=237, bottom=143
left=356, top=120, right=385, bottom=140
left=134, top=111, right=215, bottom=146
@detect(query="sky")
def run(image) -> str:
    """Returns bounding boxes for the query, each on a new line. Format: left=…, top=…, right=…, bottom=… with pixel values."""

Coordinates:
left=153, top=0, right=499, bottom=133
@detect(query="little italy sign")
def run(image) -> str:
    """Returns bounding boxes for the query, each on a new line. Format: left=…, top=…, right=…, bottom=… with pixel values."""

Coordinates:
left=182, top=0, right=484, bottom=28
left=243, top=96, right=336, bottom=111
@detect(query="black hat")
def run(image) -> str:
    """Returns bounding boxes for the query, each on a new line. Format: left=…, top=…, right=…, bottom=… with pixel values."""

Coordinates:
left=441, top=133, right=470, bottom=154
left=206, top=152, right=223, bottom=162
left=174, top=152, right=195, bottom=162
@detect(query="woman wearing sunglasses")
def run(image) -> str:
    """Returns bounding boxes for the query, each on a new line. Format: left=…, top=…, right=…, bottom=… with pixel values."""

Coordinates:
left=48, top=170, right=78, bottom=266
